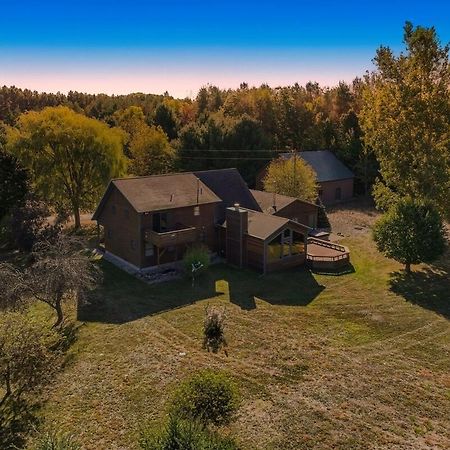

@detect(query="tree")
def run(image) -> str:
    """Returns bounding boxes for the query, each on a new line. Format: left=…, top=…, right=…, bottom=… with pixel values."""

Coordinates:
left=8, top=106, right=127, bottom=228
left=373, top=198, right=446, bottom=273
left=154, top=103, right=178, bottom=140
left=0, top=311, right=55, bottom=408
left=263, top=155, right=318, bottom=203
left=129, top=125, right=175, bottom=176
left=9, top=197, right=61, bottom=252
left=0, top=235, right=101, bottom=327
left=0, top=150, right=28, bottom=222
left=360, top=22, right=450, bottom=218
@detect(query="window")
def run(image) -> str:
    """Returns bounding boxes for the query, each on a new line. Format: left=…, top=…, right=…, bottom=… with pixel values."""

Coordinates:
left=267, top=233, right=283, bottom=263
left=194, top=205, right=200, bottom=216
left=308, top=213, right=316, bottom=228
left=145, top=242, right=154, bottom=257
left=267, top=228, right=305, bottom=262
left=111, top=205, right=116, bottom=215
left=291, top=231, right=305, bottom=255
left=153, top=212, right=168, bottom=232
left=335, top=187, right=342, bottom=201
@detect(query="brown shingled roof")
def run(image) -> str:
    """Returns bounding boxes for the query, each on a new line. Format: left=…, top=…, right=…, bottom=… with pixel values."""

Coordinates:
left=222, top=207, right=308, bottom=240
left=250, top=189, right=318, bottom=215
left=93, top=173, right=221, bottom=218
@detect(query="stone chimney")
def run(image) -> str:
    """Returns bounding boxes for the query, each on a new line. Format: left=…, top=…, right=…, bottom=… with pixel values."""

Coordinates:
left=225, top=204, right=248, bottom=268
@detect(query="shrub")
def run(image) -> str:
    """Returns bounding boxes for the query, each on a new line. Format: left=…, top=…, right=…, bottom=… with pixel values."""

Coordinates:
left=183, top=245, right=210, bottom=284
left=203, top=306, right=227, bottom=353
left=172, top=370, right=240, bottom=426
left=31, top=431, right=81, bottom=450
left=139, top=415, right=239, bottom=450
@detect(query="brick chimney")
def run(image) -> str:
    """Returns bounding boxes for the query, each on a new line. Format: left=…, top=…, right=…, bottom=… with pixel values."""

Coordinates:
left=225, top=204, right=248, bottom=268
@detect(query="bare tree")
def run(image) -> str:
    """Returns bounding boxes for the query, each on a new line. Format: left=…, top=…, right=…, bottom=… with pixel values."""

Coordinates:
left=0, top=235, right=101, bottom=328
left=0, top=311, right=55, bottom=408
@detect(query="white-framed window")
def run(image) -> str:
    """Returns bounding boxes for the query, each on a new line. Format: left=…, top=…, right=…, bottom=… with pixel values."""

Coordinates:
left=194, top=205, right=200, bottom=216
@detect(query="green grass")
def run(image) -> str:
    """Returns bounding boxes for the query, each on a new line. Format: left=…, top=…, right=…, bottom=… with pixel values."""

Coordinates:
left=36, top=235, right=450, bottom=450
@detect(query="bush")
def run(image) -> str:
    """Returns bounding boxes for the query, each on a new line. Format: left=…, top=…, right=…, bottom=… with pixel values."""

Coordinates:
left=183, top=245, right=210, bottom=278
left=172, top=370, right=239, bottom=426
left=31, top=431, right=81, bottom=450
left=139, top=415, right=239, bottom=450
left=203, top=306, right=227, bottom=353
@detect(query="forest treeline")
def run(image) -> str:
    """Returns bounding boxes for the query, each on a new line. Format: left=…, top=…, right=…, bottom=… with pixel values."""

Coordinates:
left=0, top=79, right=375, bottom=190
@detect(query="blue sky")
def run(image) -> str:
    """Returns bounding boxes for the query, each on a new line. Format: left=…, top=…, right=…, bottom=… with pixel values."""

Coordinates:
left=1, top=0, right=449, bottom=97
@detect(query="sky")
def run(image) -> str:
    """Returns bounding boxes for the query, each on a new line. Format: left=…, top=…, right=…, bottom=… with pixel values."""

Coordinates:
left=1, top=0, right=450, bottom=98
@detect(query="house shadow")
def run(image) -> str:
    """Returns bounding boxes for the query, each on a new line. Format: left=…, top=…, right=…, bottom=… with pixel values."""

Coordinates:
left=389, top=263, right=450, bottom=320
left=79, top=260, right=325, bottom=324
left=78, top=260, right=222, bottom=324
left=226, top=266, right=325, bottom=311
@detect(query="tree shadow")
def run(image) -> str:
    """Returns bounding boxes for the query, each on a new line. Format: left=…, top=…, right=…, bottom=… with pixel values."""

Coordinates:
left=389, top=265, right=450, bottom=320
left=0, top=397, right=41, bottom=450
left=79, top=261, right=325, bottom=324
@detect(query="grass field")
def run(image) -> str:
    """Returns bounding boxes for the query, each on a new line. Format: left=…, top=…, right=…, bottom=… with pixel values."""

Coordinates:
left=36, top=211, right=450, bottom=450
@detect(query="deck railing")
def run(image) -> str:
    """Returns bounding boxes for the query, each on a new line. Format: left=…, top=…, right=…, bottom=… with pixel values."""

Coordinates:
left=145, top=226, right=197, bottom=247
left=306, top=237, right=350, bottom=262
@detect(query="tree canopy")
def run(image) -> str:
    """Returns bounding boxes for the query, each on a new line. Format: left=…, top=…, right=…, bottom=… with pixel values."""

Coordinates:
left=361, top=22, right=450, bottom=218
left=373, top=198, right=446, bottom=273
left=263, top=156, right=318, bottom=203
left=7, top=106, right=127, bottom=228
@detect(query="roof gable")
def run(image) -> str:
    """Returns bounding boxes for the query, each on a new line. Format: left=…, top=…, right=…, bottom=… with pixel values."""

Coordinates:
left=223, top=208, right=309, bottom=240
left=194, top=168, right=261, bottom=222
left=281, top=150, right=354, bottom=182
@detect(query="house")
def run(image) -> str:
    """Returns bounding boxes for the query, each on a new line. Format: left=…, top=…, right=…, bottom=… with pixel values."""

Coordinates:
left=256, top=150, right=355, bottom=205
left=92, top=168, right=314, bottom=274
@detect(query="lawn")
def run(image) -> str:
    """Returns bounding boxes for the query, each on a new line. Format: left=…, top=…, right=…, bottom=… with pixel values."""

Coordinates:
left=37, top=223, right=450, bottom=449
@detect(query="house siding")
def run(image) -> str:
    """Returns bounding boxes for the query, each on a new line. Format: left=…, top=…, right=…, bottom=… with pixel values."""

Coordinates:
left=319, top=178, right=354, bottom=205
left=97, top=185, right=142, bottom=268
left=274, top=200, right=318, bottom=228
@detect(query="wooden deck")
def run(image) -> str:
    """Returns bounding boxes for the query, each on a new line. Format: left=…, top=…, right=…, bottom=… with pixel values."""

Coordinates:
left=307, top=237, right=350, bottom=270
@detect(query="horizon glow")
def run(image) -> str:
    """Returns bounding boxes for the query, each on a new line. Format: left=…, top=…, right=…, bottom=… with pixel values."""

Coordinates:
left=1, top=1, right=449, bottom=98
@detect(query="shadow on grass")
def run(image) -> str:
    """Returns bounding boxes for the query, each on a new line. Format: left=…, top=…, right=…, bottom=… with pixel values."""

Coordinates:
left=389, top=265, right=450, bottom=320
left=0, top=398, right=40, bottom=450
left=309, top=263, right=356, bottom=277
left=79, top=261, right=325, bottom=324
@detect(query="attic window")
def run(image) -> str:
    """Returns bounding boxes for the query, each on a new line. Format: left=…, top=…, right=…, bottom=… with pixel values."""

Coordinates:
left=194, top=206, right=200, bottom=216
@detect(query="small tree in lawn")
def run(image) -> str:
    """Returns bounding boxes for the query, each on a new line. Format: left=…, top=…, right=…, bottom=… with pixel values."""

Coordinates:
left=0, top=235, right=101, bottom=328
left=373, top=198, right=446, bottom=273
left=203, top=306, right=227, bottom=354
left=183, top=244, right=210, bottom=287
